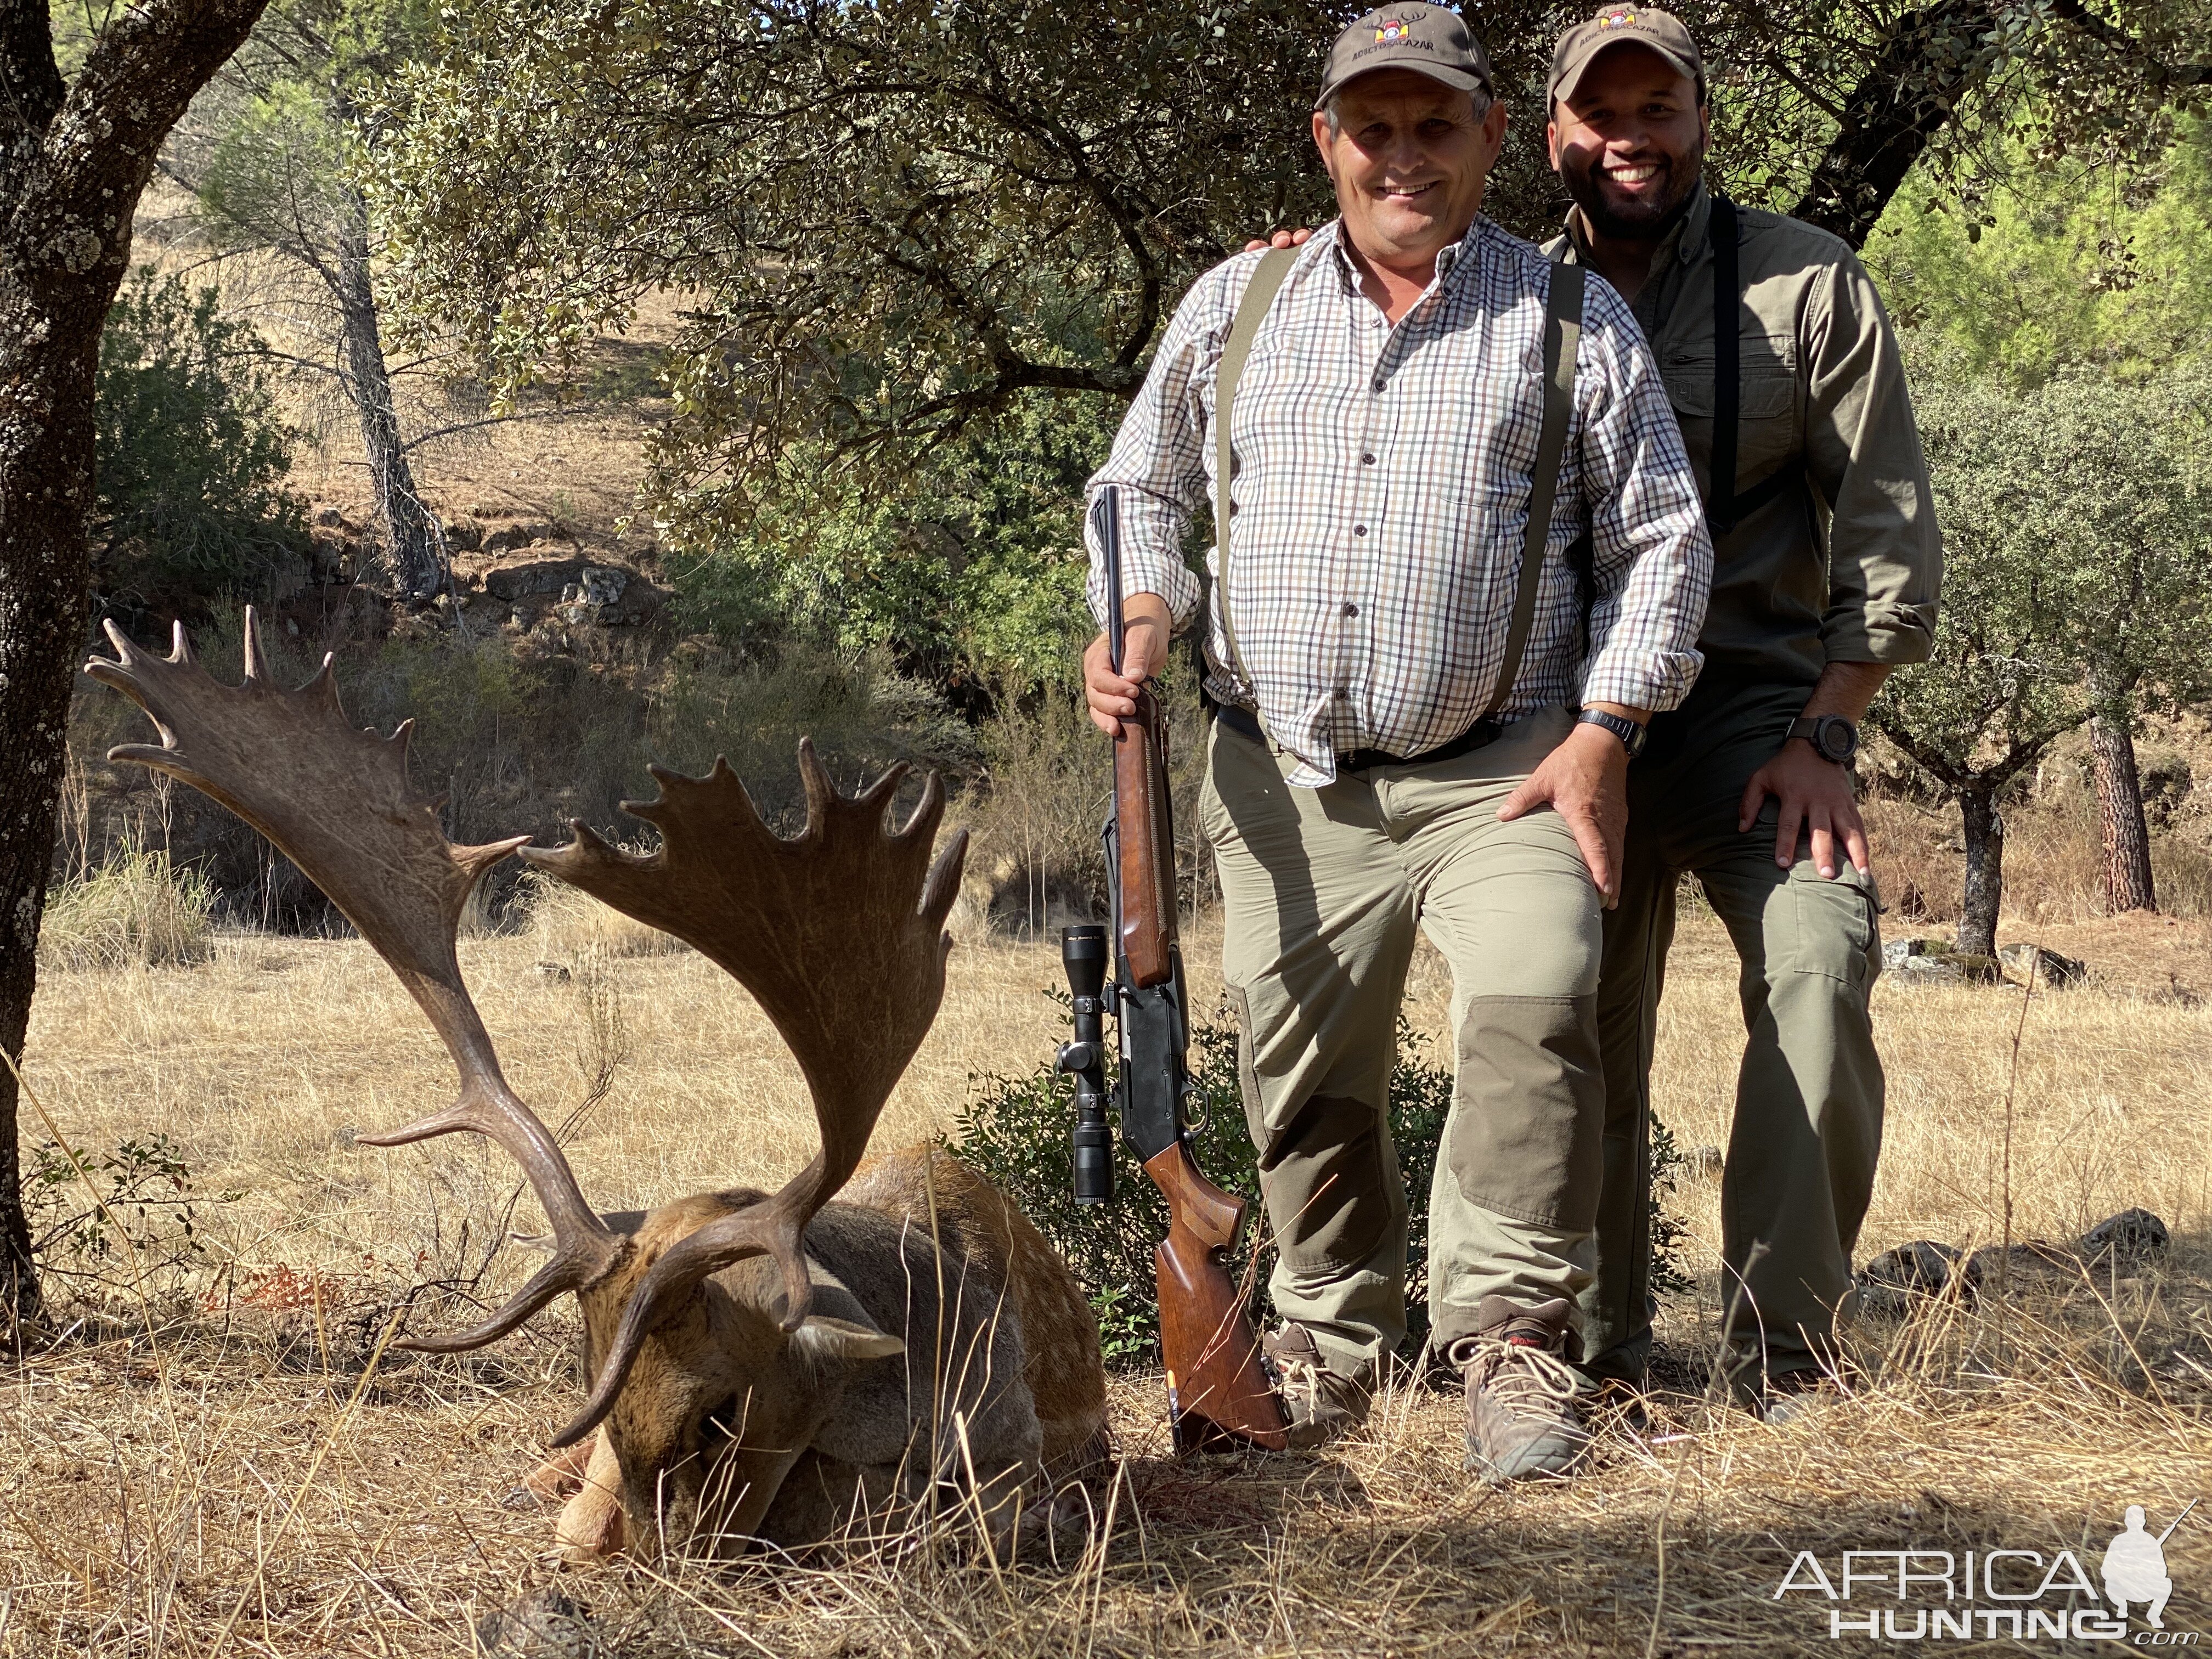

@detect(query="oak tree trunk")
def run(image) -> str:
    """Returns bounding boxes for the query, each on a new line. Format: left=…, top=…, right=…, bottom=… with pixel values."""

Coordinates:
left=1957, top=786, right=2004, bottom=959
left=0, top=0, right=270, bottom=1338
left=2087, top=667, right=2156, bottom=916
left=335, top=190, right=440, bottom=598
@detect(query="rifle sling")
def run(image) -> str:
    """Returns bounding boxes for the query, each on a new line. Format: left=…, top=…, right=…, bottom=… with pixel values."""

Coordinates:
left=1212, top=247, right=1584, bottom=749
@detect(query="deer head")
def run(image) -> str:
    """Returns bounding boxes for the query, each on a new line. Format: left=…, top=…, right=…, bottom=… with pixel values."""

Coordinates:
left=86, top=611, right=967, bottom=1556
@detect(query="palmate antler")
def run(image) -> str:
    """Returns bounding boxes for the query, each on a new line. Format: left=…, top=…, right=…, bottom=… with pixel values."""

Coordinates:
left=84, top=611, right=620, bottom=1348
left=87, top=610, right=968, bottom=1451
left=524, top=744, right=966, bottom=1444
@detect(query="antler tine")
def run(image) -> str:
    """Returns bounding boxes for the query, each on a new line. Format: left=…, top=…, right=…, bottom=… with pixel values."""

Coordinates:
left=86, top=609, right=619, bottom=1348
left=523, top=738, right=968, bottom=1357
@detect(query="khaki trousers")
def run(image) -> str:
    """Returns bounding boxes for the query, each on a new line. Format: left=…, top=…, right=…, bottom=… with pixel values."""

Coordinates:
left=1199, top=704, right=1605, bottom=1383
left=1580, top=678, right=1884, bottom=1395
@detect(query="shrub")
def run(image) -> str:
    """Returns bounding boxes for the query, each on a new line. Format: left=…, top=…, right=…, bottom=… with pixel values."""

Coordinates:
left=26, top=1133, right=233, bottom=1295
left=41, top=846, right=217, bottom=970
left=952, top=994, right=1695, bottom=1368
left=95, top=269, right=306, bottom=604
left=950, top=1001, right=1454, bottom=1367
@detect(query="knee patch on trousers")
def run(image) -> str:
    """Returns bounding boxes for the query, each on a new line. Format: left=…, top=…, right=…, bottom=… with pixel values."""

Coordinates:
left=1258, top=1093, right=1401, bottom=1272
left=1447, top=995, right=1604, bottom=1231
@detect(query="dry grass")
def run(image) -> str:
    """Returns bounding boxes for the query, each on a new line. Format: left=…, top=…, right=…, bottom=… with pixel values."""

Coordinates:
left=5, top=904, right=2210, bottom=1655
left=38, top=847, right=218, bottom=973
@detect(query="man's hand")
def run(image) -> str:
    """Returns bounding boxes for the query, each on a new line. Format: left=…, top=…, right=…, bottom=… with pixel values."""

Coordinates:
left=1243, top=228, right=1316, bottom=252
left=1084, top=592, right=1173, bottom=736
left=1498, top=720, right=1632, bottom=907
left=1739, top=741, right=1869, bottom=878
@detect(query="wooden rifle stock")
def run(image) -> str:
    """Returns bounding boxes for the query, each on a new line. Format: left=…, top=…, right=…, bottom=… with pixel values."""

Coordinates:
left=1142, top=1142, right=1290, bottom=1452
left=1113, top=687, right=1177, bottom=989
left=1114, top=688, right=1287, bottom=1452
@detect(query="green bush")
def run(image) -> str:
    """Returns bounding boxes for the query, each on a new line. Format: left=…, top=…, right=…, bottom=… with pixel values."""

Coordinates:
left=95, top=269, right=307, bottom=604
left=952, top=994, right=1694, bottom=1368
left=27, top=1132, right=232, bottom=1293
left=949, top=1000, right=1454, bottom=1367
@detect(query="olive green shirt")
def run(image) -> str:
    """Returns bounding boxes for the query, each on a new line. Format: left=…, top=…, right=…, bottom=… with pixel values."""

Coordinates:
left=1548, top=184, right=1940, bottom=689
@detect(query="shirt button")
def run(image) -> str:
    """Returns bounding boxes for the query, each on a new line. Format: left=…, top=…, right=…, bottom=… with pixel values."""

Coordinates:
left=1361, top=453, right=1376, bottom=465
left=1372, top=376, right=1385, bottom=392
left=1334, top=688, right=1350, bottom=699
left=1342, top=602, right=1359, bottom=617
left=1353, top=524, right=1367, bottom=537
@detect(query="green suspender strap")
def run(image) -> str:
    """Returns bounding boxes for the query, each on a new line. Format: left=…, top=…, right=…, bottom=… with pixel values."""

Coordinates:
left=1211, top=250, right=1584, bottom=743
left=1212, top=246, right=1298, bottom=734
left=1483, top=259, right=1584, bottom=721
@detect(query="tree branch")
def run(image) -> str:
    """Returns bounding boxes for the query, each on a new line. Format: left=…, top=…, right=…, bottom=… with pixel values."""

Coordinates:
left=2049, top=0, right=2212, bottom=86
left=0, top=0, right=66, bottom=157
left=1789, top=0, right=2002, bottom=249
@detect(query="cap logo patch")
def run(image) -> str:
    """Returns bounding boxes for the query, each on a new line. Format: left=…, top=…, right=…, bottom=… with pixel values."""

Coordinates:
left=1598, top=7, right=1638, bottom=26
left=1375, top=17, right=1409, bottom=42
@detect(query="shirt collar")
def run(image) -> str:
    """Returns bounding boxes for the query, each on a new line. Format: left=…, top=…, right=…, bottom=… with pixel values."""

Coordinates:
left=1322, top=215, right=1493, bottom=297
left=1562, top=180, right=1712, bottom=276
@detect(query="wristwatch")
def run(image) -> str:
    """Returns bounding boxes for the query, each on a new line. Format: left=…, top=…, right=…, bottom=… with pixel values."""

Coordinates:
left=1788, top=714, right=1859, bottom=765
left=1577, top=708, right=1647, bottom=759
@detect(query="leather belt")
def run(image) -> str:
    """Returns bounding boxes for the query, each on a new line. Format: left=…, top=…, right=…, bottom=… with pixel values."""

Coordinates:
left=1213, top=702, right=1503, bottom=771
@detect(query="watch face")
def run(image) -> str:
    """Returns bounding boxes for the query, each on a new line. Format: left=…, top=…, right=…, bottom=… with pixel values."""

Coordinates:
left=1819, top=719, right=1857, bottom=763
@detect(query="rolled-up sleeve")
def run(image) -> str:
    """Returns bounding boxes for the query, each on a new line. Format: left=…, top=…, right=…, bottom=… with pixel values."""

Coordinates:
left=1084, top=266, right=1247, bottom=633
left=1805, top=254, right=1942, bottom=664
left=1574, top=276, right=1713, bottom=713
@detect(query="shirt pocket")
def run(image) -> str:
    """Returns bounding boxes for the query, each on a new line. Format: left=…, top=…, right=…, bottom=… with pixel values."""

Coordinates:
left=1661, top=334, right=1799, bottom=489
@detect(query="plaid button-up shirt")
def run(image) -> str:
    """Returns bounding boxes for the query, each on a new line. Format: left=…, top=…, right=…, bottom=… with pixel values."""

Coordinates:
left=1086, top=217, right=1712, bottom=787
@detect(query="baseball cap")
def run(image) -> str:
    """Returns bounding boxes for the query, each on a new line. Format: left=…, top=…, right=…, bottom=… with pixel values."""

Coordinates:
left=1548, top=5, right=1706, bottom=108
left=1315, top=7, right=1494, bottom=112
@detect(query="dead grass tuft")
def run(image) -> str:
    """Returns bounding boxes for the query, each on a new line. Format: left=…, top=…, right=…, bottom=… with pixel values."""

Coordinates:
left=38, top=845, right=217, bottom=972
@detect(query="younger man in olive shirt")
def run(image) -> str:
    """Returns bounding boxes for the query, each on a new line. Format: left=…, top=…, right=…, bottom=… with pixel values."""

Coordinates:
left=1543, top=7, right=1941, bottom=1411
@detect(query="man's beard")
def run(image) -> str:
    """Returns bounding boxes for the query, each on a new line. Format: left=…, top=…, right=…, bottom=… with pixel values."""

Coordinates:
left=1565, top=154, right=1700, bottom=241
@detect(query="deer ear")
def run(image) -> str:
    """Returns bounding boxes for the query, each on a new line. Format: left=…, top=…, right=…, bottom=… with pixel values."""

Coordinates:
left=789, top=1316, right=906, bottom=1368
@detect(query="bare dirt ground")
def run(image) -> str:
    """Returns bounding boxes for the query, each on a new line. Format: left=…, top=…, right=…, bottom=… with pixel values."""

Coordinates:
left=4, top=897, right=2208, bottom=1656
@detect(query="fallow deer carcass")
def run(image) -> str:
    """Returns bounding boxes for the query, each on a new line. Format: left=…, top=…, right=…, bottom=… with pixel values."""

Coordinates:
left=86, top=611, right=1109, bottom=1562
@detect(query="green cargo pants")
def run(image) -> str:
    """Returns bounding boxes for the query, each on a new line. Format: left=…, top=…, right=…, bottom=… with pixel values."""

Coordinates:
left=1198, top=703, right=1605, bottom=1384
left=1578, top=677, right=1884, bottom=1397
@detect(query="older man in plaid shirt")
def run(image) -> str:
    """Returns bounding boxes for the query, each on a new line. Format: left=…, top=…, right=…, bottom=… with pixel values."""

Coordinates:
left=1082, top=7, right=1709, bottom=1481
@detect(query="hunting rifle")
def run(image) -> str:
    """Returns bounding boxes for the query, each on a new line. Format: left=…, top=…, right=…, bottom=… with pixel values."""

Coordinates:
left=1056, top=486, right=1289, bottom=1454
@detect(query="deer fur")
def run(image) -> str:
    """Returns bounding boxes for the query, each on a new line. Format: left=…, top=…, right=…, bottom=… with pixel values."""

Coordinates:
left=551, top=1143, right=1109, bottom=1560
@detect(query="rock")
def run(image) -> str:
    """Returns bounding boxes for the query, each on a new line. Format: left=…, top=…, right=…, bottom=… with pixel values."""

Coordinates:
left=443, top=517, right=483, bottom=551
left=1882, top=938, right=1931, bottom=970
left=473, top=1587, right=603, bottom=1659
left=1889, top=953, right=1970, bottom=985
left=1857, top=1240, right=1971, bottom=1315
left=1999, top=943, right=2086, bottom=989
left=313, top=505, right=347, bottom=529
left=579, top=566, right=628, bottom=607
left=1686, top=1145, right=1724, bottom=1178
left=533, top=961, right=573, bottom=983
left=2075, top=1207, right=2168, bottom=1263
left=486, top=558, right=590, bottom=602
left=482, top=521, right=557, bottom=554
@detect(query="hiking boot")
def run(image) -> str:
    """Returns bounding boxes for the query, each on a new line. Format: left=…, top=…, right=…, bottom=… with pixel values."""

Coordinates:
left=1452, top=1296, right=1594, bottom=1483
left=1743, top=1365, right=1848, bottom=1426
left=1262, top=1323, right=1372, bottom=1449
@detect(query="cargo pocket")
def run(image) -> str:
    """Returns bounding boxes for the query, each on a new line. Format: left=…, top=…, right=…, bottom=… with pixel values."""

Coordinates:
left=1784, top=861, right=1880, bottom=992
left=1446, top=994, right=1605, bottom=1231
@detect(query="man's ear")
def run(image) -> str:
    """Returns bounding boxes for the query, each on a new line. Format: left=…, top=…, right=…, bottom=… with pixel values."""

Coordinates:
left=1311, top=110, right=1335, bottom=180
left=1546, top=116, right=1562, bottom=170
left=789, top=1316, right=906, bottom=1369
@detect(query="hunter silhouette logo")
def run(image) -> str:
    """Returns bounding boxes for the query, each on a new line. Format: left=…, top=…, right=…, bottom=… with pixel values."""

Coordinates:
left=1774, top=1496, right=2199, bottom=1642
left=1375, top=17, right=1410, bottom=43
left=2104, top=1500, right=2195, bottom=1630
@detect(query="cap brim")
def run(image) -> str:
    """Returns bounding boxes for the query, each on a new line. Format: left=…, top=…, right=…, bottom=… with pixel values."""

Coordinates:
left=1550, top=36, right=1702, bottom=106
left=1316, top=59, right=1487, bottom=111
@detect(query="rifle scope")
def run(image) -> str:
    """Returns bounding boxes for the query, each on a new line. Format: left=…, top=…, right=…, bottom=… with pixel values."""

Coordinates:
left=1057, top=924, right=1115, bottom=1207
